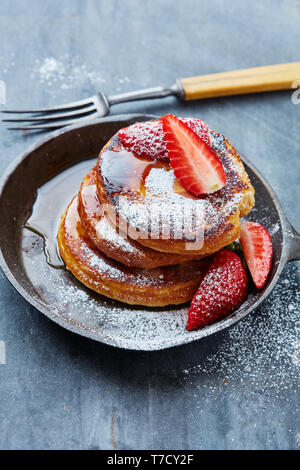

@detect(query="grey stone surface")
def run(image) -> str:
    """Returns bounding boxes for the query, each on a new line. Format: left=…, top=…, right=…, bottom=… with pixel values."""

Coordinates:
left=0, top=0, right=299, bottom=450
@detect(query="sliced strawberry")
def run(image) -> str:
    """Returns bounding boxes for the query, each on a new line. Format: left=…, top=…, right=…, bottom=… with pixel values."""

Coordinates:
left=186, top=250, right=248, bottom=331
left=162, top=114, right=226, bottom=195
left=240, top=221, right=273, bottom=289
left=118, top=117, right=210, bottom=161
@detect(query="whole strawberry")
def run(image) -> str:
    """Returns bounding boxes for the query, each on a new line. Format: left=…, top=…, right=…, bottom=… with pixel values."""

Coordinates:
left=186, top=250, right=248, bottom=331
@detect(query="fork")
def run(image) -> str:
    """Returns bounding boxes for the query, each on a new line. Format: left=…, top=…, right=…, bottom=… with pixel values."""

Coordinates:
left=2, top=62, right=300, bottom=130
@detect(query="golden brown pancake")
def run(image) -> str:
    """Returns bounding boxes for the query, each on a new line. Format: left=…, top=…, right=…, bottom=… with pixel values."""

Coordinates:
left=96, top=119, right=255, bottom=256
left=78, top=167, right=202, bottom=269
left=58, top=196, right=211, bottom=307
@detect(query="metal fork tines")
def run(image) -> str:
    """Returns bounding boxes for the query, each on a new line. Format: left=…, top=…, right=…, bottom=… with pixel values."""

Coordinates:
left=1, top=95, right=106, bottom=130
left=1, top=86, right=182, bottom=130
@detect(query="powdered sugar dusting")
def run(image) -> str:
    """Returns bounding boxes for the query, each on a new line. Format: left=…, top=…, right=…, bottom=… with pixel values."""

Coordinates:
left=81, top=242, right=127, bottom=282
left=181, top=264, right=300, bottom=393
left=80, top=176, right=140, bottom=258
left=117, top=164, right=242, bottom=239
left=30, top=55, right=131, bottom=94
left=269, top=222, right=280, bottom=236
left=22, top=230, right=190, bottom=347
left=103, top=120, right=251, bottom=244
left=22, top=228, right=299, bottom=360
left=188, top=251, right=248, bottom=330
left=118, top=118, right=210, bottom=161
left=95, top=216, right=137, bottom=255
left=67, top=197, right=197, bottom=289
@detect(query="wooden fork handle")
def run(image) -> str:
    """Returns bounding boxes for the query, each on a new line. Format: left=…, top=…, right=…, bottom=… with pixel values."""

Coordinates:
left=180, top=62, right=300, bottom=100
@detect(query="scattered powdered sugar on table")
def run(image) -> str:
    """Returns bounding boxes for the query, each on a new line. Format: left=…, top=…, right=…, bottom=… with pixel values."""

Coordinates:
left=291, top=340, right=300, bottom=366
left=38, top=58, right=66, bottom=83
left=0, top=51, right=15, bottom=74
left=181, top=264, right=300, bottom=394
left=32, top=56, right=107, bottom=90
left=30, top=55, right=131, bottom=94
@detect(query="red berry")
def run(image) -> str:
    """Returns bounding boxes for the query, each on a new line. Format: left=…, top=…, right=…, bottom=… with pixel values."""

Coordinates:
left=162, top=114, right=226, bottom=195
left=118, top=117, right=210, bottom=161
left=240, top=221, right=273, bottom=289
left=186, top=250, right=248, bottom=331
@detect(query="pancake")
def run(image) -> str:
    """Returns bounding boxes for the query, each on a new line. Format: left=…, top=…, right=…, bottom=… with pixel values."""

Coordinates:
left=96, top=118, right=255, bottom=256
left=78, top=167, right=202, bottom=269
left=57, top=196, right=211, bottom=307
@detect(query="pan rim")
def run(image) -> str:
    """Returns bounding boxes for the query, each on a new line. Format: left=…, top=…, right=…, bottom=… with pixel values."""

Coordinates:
left=0, top=114, right=291, bottom=351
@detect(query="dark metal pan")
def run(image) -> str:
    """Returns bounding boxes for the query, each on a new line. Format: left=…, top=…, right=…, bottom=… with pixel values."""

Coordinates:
left=0, top=114, right=299, bottom=350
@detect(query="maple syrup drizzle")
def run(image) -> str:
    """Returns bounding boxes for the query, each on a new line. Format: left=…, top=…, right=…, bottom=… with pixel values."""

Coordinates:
left=101, top=149, right=168, bottom=196
left=81, top=184, right=101, bottom=216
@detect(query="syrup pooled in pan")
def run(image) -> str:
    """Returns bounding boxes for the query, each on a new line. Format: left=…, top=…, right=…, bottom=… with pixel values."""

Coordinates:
left=25, top=158, right=97, bottom=267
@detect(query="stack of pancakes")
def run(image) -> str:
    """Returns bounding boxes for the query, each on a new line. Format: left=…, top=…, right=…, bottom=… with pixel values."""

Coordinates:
left=58, top=118, right=255, bottom=307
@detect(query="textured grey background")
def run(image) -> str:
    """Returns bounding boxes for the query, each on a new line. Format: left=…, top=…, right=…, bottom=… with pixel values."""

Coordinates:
left=0, top=0, right=299, bottom=450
